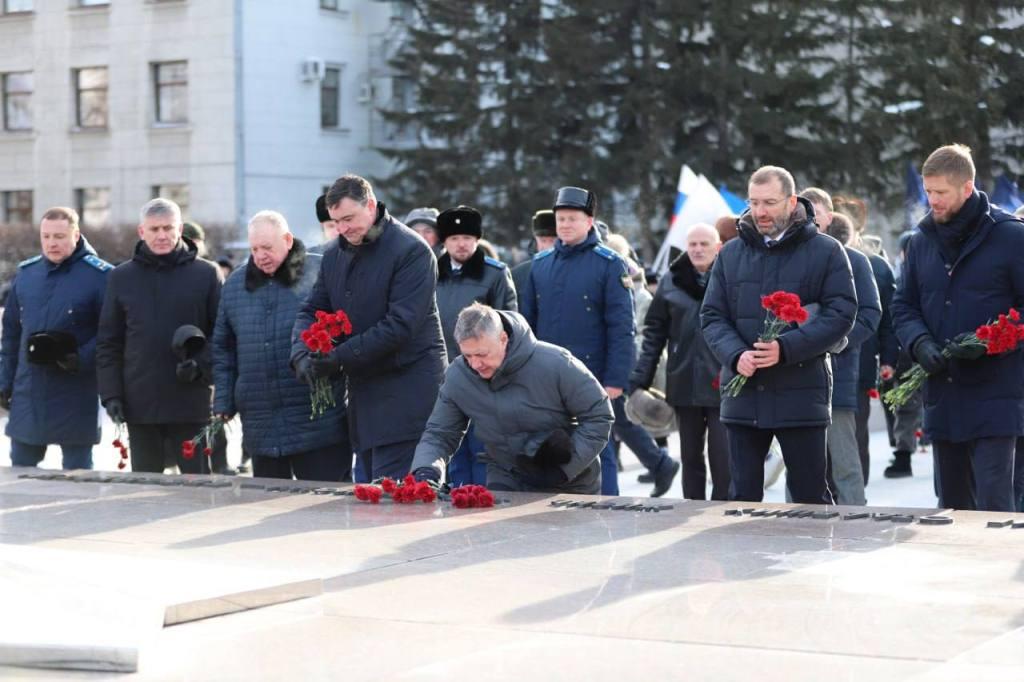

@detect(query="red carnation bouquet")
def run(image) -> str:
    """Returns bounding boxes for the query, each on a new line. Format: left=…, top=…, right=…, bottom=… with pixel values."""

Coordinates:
left=112, top=424, right=130, bottom=471
left=883, top=308, right=1024, bottom=408
left=182, top=416, right=228, bottom=465
left=722, top=291, right=809, bottom=397
left=299, top=310, right=353, bottom=419
left=352, top=476, right=495, bottom=508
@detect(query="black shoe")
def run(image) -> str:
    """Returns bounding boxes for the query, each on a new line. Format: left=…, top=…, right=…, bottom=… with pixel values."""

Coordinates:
left=884, top=452, right=912, bottom=479
left=637, top=471, right=655, bottom=484
left=651, top=459, right=681, bottom=498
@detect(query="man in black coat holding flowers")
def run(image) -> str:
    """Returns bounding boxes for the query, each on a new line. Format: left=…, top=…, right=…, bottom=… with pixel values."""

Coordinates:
left=291, top=174, right=447, bottom=481
left=701, top=166, right=857, bottom=504
left=891, top=144, right=1024, bottom=512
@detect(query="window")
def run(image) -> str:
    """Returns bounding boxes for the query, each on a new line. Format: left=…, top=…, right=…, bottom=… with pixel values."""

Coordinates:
left=153, top=61, right=187, bottom=124
left=152, top=184, right=189, bottom=218
left=320, top=0, right=338, bottom=9
left=77, top=0, right=110, bottom=6
left=3, top=1, right=33, bottom=13
left=74, top=67, right=108, bottom=129
left=1, top=190, right=32, bottom=225
left=74, top=187, right=110, bottom=228
left=3, top=72, right=32, bottom=130
left=321, top=66, right=340, bottom=128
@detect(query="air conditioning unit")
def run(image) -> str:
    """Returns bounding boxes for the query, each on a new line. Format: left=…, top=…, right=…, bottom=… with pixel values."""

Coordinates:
left=357, top=82, right=373, bottom=104
left=300, top=58, right=325, bottom=83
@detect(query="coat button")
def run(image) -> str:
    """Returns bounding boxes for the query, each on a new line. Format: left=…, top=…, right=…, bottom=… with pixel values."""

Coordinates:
left=945, top=300, right=952, bottom=306
left=354, top=349, right=361, bottom=356
left=346, top=290, right=352, bottom=297
left=947, top=377, right=953, bottom=383
left=757, top=385, right=765, bottom=391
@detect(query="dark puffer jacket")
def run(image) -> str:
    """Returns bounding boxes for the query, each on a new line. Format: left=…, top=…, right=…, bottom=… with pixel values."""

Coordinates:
left=830, top=246, right=881, bottom=411
left=436, top=247, right=517, bottom=360
left=701, top=198, right=857, bottom=428
left=1, top=237, right=111, bottom=445
left=892, top=191, right=1024, bottom=441
left=96, top=238, right=222, bottom=424
left=858, top=253, right=899, bottom=391
left=213, top=240, right=346, bottom=457
left=631, top=252, right=720, bottom=408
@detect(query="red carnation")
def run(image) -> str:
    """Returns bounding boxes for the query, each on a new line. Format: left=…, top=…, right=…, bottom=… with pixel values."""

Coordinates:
left=380, top=478, right=397, bottom=494
left=867, top=388, right=880, bottom=399
left=711, top=376, right=720, bottom=391
left=354, top=484, right=370, bottom=501
left=181, top=440, right=195, bottom=459
left=914, top=429, right=923, bottom=438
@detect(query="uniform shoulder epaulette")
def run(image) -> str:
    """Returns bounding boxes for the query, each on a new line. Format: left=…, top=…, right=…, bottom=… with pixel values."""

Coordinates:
left=533, top=248, right=555, bottom=261
left=483, top=256, right=506, bottom=270
left=83, top=254, right=113, bottom=272
left=18, top=255, right=42, bottom=268
left=593, top=244, right=620, bottom=262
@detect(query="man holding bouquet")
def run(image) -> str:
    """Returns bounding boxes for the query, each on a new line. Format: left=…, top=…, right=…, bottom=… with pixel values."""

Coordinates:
left=701, top=166, right=857, bottom=504
left=891, top=144, right=1024, bottom=512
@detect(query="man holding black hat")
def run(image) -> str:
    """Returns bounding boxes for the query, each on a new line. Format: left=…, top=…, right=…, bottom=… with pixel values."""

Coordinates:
left=96, top=198, right=222, bottom=474
left=520, top=186, right=649, bottom=496
left=405, top=207, right=442, bottom=255
left=435, top=205, right=517, bottom=484
left=511, top=209, right=557, bottom=296
left=1, top=207, right=111, bottom=469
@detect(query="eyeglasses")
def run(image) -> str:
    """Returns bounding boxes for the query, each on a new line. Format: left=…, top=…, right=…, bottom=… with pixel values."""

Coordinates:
left=746, top=198, right=788, bottom=209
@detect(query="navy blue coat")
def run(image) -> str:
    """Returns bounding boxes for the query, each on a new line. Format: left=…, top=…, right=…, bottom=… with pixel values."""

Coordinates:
left=436, top=247, right=517, bottom=361
left=519, top=229, right=635, bottom=388
left=891, top=191, right=1024, bottom=441
left=213, top=242, right=346, bottom=457
left=1, top=238, right=111, bottom=445
left=858, top=253, right=898, bottom=391
left=291, top=205, right=447, bottom=452
left=830, top=247, right=881, bottom=411
left=701, top=199, right=857, bottom=428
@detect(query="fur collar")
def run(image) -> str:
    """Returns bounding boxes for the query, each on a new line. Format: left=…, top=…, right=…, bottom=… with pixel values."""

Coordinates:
left=438, top=246, right=486, bottom=282
left=245, top=238, right=307, bottom=291
left=669, top=252, right=709, bottom=301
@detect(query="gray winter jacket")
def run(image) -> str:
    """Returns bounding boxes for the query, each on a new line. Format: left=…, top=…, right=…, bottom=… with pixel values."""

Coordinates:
left=410, top=310, right=613, bottom=491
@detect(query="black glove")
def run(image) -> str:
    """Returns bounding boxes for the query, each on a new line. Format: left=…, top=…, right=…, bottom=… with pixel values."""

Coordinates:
left=515, top=456, right=569, bottom=488
left=413, top=466, right=441, bottom=483
left=533, top=429, right=573, bottom=468
left=946, top=333, right=987, bottom=361
left=175, top=359, right=202, bottom=383
left=308, top=352, right=342, bottom=380
left=0, top=389, right=11, bottom=411
left=56, top=352, right=80, bottom=374
left=912, top=336, right=948, bottom=375
left=104, top=398, right=126, bottom=424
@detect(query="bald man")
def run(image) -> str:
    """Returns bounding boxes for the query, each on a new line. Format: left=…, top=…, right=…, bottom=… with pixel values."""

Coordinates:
left=632, top=222, right=730, bottom=499
left=212, top=211, right=351, bottom=481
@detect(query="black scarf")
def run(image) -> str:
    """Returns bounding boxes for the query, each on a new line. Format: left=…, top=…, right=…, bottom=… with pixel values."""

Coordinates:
left=438, top=247, right=486, bottom=282
left=925, top=190, right=985, bottom=265
left=245, top=238, right=307, bottom=291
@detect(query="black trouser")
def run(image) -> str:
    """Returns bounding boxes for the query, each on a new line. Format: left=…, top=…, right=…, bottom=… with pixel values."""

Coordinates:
left=251, top=444, right=352, bottom=482
left=855, top=390, right=871, bottom=485
left=675, top=406, right=729, bottom=501
left=127, top=422, right=208, bottom=474
left=356, top=439, right=419, bottom=481
left=725, top=424, right=831, bottom=504
left=933, top=437, right=1016, bottom=512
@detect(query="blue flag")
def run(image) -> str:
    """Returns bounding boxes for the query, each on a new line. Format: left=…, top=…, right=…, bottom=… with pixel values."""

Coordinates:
left=991, top=175, right=1023, bottom=212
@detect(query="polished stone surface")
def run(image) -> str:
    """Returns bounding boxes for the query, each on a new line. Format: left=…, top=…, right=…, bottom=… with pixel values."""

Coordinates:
left=1, top=468, right=1022, bottom=680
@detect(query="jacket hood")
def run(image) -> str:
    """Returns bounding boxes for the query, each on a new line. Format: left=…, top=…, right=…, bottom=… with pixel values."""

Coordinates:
left=438, top=246, right=486, bottom=282
left=480, top=310, right=538, bottom=389
left=736, top=196, right=817, bottom=251
left=132, top=236, right=199, bottom=269
left=244, top=237, right=308, bottom=291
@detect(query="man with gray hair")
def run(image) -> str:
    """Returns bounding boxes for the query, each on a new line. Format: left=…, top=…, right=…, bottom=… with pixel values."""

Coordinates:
left=409, top=303, right=612, bottom=493
left=97, top=198, right=223, bottom=474
left=702, top=166, right=857, bottom=504
left=213, top=211, right=351, bottom=481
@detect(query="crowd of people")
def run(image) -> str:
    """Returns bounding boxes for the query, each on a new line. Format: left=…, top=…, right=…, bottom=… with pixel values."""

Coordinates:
left=2, top=143, right=1024, bottom=512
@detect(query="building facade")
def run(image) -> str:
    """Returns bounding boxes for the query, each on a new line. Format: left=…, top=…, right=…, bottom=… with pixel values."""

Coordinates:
left=0, top=0, right=407, bottom=244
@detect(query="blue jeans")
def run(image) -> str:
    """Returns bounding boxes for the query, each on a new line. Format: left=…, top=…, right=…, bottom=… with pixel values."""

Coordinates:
left=448, top=423, right=488, bottom=486
left=10, top=440, right=93, bottom=470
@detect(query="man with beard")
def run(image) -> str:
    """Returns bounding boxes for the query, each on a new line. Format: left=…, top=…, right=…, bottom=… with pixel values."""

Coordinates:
left=892, top=144, right=1024, bottom=512
left=702, top=166, right=857, bottom=504
left=97, top=199, right=222, bottom=474
left=434, top=205, right=518, bottom=485
left=291, top=174, right=446, bottom=480
left=1, top=207, right=111, bottom=469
